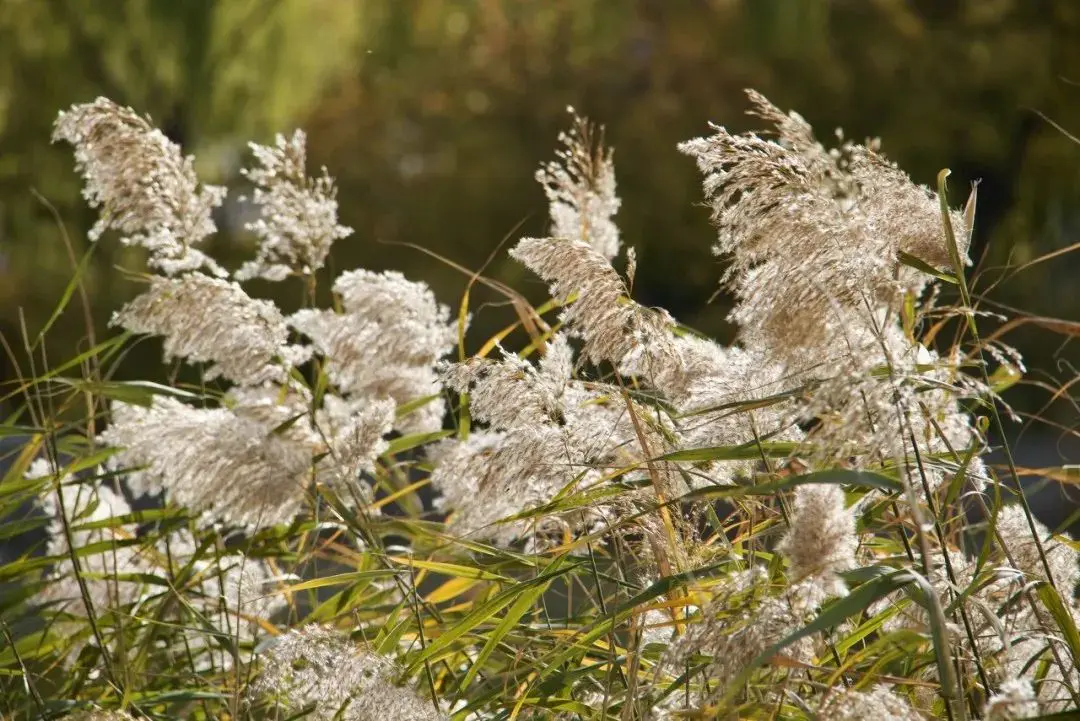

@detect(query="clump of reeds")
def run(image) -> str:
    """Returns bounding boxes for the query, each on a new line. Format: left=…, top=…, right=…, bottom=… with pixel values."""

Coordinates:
left=0, top=91, right=1074, bottom=721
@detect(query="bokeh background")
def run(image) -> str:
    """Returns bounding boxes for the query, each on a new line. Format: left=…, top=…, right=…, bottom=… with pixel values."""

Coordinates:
left=3, top=0, right=1080, bottom=493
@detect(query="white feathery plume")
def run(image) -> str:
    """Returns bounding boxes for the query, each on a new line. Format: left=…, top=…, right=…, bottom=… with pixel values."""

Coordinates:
left=777, top=483, right=857, bottom=595
left=111, top=274, right=305, bottom=386
left=638, top=606, right=678, bottom=648
left=993, top=504, right=1080, bottom=593
left=510, top=237, right=804, bottom=491
left=442, top=333, right=573, bottom=429
left=250, top=625, right=446, bottom=721
left=679, top=89, right=969, bottom=362
left=967, top=509, right=1080, bottom=709
left=52, top=97, right=226, bottom=276
left=984, top=678, right=1040, bottom=720
left=102, top=396, right=318, bottom=529
left=429, top=424, right=626, bottom=548
left=290, top=269, right=456, bottom=434
left=432, top=335, right=662, bottom=544
left=624, top=333, right=803, bottom=486
left=817, top=686, right=921, bottom=721
left=679, top=90, right=998, bottom=500
left=794, top=310, right=989, bottom=488
left=510, top=236, right=677, bottom=368
left=427, top=430, right=524, bottom=543
left=36, top=463, right=147, bottom=615
left=312, top=393, right=396, bottom=487
left=868, top=518, right=1076, bottom=710
left=236, top=129, right=353, bottom=282
left=101, top=383, right=393, bottom=529
left=1002, top=630, right=1080, bottom=714
left=661, top=570, right=818, bottom=694
left=1002, top=634, right=1079, bottom=712
left=536, top=108, right=621, bottom=260
left=226, top=382, right=394, bottom=488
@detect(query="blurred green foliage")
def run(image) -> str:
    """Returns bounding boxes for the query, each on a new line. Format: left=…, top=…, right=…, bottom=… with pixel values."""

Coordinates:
left=3, top=0, right=1080, bottom=421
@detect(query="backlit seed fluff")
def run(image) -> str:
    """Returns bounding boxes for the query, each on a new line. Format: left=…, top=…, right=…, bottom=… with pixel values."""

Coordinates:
left=536, top=109, right=621, bottom=260
left=237, top=129, right=353, bottom=282
left=228, top=383, right=394, bottom=490
left=777, top=483, right=857, bottom=595
left=442, top=333, right=574, bottom=429
left=510, top=236, right=677, bottom=368
left=623, top=334, right=802, bottom=486
left=251, top=625, right=446, bottom=721
left=817, top=686, right=921, bottom=721
left=994, top=504, right=1080, bottom=593
left=984, top=678, right=1040, bottom=720
left=663, top=572, right=816, bottom=691
left=101, top=396, right=318, bottom=529
left=53, top=97, right=226, bottom=276
left=679, top=89, right=969, bottom=360
left=290, top=269, right=456, bottom=433
left=37, top=467, right=147, bottom=618
left=313, top=394, right=395, bottom=487
left=67, top=711, right=137, bottom=721
left=111, top=274, right=302, bottom=386
left=433, top=335, right=663, bottom=543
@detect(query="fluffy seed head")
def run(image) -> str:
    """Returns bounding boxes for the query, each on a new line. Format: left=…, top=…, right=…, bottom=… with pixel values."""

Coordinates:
left=679, top=89, right=969, bottom=361
left=662, top=571, right=817, bottom=691
left=817, top=686, right=921, bottom=720
left=510, top=237, right=677, bottom=368
left=984, top=677, right=1040, bottom=720
left=250, top=625, right=446, bottom=721
left=237, top=129, right=353, bottom=281
left=53, top=97, right=226, bottom=276
left=290, top=269, right=456, bottom=433
left=994, top=504, right=1080, bottom=593
left=433, top=335, right=668, bottom=544
left=536, top=109, right=621, bottom=260
left=102, top=396, right=317, bottom=528
left=111, top=274, right=302, bottom=386
left=101, top=389, right=392, bottom=530
left=778, top=483, right=857, bottom=594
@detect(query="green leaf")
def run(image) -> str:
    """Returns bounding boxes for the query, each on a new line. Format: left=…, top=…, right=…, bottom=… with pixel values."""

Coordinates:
left=285, top=569, right=400, bottom=593
left=62, top=447, right=121, bottom=476
left=988, top=363, right=1023, bottom=393
left=384, top=429, right=454, bottom=456
left=1035, top=581, right=1080, bottom=670
left=897, top=250, right=958, bottom=284
left=395, top=393, right=443, bottom=421
left=0, top=425, right=43, bottom=438
left=680, top=468, right=902, bottom=503
left=460, top=556, right=567, bottom=690
left=53, top=378, right=198, bottom=408
left=386, top=556, right=512, bottom=582
left=406, top=561, right=578, bottom=674
left=33, top=242, right=97, bottom=346
left=270, top=411, right=308, bottom=436
left=535, top=562, right=729, bottom=682
left=657, top=441, right=800, bottom=463
left=126, top=690, right=228, bottom=703
left=0, top=516, right=49, bottom=541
